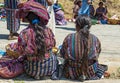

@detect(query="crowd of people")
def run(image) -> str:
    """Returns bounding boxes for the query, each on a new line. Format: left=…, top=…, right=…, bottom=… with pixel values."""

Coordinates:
left=73, top=0, right=119, bottom=25
left=72, top=0, right=109, bottom=24
left=0, top=0, right=109, bottom=82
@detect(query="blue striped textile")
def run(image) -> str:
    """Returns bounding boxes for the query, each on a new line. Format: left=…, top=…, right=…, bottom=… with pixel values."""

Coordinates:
left=4, top=0, right=20, bottom=33
left=4, top=0, right=19, bottom=9
left=24, top=54, right=57, bottom=79
left=27, top=0, right=48, bottom=7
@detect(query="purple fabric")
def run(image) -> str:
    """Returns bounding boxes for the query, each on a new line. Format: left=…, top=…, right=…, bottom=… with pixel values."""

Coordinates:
left=16, top=0, right=49, bottom=25
left=55, top=10, right=67, bottom=25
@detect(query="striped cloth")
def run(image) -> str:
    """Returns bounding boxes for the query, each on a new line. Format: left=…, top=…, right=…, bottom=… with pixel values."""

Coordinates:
left=31, top=0, right=56, bottom=35
left=24, top=53, right=57, bottom=79
left=28, top=0, right=48, bottom=7
left=34, top=0, right=48, bottom=7
left=4, top=0, right=20, bottom=33
left=60, top=33, right=106, bottom=80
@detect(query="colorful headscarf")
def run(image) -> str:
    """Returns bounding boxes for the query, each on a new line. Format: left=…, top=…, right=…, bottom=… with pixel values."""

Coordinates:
left=16, top=0, right=49, bottom=25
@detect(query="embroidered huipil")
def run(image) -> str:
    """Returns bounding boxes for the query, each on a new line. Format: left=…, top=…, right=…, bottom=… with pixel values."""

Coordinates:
left=60, top=33, right=106, bottom=80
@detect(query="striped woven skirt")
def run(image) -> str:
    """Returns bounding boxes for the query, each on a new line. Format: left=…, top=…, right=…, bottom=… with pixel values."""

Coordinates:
left=24, top=54, right=57, bottom=79
left=64, top=60, right=106, bottom=80
left=6, top=8, right=20, bottom=33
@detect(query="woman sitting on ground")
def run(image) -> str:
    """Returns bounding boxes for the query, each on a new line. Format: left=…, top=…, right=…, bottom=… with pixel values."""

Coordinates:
left=89, top=2, right=95, bottom=19
left=60, top=15, right=107, bottom=81
left=95, top=2, right=108, bottom=20
left=4, top=1, right=58, bottom=80
left=53, top=0, right=67, bottom=25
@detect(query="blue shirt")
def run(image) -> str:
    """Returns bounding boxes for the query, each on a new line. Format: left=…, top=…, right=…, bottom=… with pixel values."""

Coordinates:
left=78, top=0, right=90, bottom=16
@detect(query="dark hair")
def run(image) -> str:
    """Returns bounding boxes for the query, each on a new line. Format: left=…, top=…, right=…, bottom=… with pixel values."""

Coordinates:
left=74, top=0, right=82, bottom=4
left=75, top=15, right=91, bottom=30
left=26, top=12, right=46, bottom=57
left=99, top=2, right=103, bottom=5
left=75, top=15, right=91, bottom=76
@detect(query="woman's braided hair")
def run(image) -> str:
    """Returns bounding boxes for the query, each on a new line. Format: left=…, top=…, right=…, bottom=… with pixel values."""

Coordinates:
left=75, top=15, right=91, bottom=76
left=33, top=24, right=46, bottom=56
left=26, top=12, right=46, bottom=57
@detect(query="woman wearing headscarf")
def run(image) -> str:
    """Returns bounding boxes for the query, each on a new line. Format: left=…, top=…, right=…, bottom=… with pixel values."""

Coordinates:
left=2, top=1, right=58, bottom=80
left=27, top=0, right=52, bottom=7
left=4, top=0, right=20, bottom=40
left=60, top=15, right=107, bottom=81
left=28, top=0, right=56, bottom=35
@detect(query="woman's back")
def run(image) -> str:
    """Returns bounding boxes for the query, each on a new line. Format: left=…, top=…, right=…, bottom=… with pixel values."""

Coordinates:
left=18, top=25, right=55, bottom=55
left=60, top=33, right=101, bottom=61
left=59, top=15, right=107, bottom=81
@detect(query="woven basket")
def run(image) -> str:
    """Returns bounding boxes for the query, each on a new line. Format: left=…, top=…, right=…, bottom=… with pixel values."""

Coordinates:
left=5, top=44, right=20, bottom=58
left=108, top=18, right=120, bottom=25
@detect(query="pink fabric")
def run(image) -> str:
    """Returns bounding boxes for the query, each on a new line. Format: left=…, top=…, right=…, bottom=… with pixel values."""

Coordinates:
left=8, top=25, right=56, bottom=56
left=16, top=0, right=49, bottom=25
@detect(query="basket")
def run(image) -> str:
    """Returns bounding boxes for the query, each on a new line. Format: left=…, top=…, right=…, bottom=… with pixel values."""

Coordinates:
left=108, top=18, right=120, bottom=25
left=5, top=44, right=20, bottom=58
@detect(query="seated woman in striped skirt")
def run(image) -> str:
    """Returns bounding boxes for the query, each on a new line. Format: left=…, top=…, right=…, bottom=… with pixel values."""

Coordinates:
left=60, top=15, right=108, bottom=81
left=5, top=1, right=58, bottom=80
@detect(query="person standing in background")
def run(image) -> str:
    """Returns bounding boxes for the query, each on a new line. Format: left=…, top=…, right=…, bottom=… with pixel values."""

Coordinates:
left=4, top=0, right=20, bottom=40
left=73, top=0, right=82, bottom=20
left=78, top=0, right=92, bottom=16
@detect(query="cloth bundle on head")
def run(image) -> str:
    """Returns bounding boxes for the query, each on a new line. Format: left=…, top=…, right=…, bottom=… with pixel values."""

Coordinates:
left=16, top=0, right=49, bottom=25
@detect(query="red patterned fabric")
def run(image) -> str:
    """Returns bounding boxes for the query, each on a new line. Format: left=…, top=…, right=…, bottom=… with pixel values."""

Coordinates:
left=0, top=56, right=24, bottom=79
left=16, top=0, right=49, bottom=25
left=6, top=25, right=55, bottom=56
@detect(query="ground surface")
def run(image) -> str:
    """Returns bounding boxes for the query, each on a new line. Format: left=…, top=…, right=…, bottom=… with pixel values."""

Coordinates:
left=0, top=21, right=120, bottom=83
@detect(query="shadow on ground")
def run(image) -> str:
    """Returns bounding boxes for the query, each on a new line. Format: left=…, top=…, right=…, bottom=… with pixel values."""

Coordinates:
left=0, top=34, right=8, bottom=39
left=12, top=74, right=82, bottom=82
left=20, top=23, right=29, bottom=26
left=56, top=27, right=75, bottom=31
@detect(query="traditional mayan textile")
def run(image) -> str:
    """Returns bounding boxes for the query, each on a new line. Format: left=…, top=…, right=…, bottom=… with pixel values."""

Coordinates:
left=24, top=53, right=57, bottom=79
left=60, top=33, right=106, bottom=80
left=6, top=25, right=56, bottom=56
left=31, top=0, right=56, bottom=34
left=4, top=0, right=20, bottom=33
left=33, top=0, right=48, bottom=7
left=17, top=0, right=49, bottom=25
left=27, top=0, right=56, bottom=34
left=5, top=24, right=56, bottom=79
